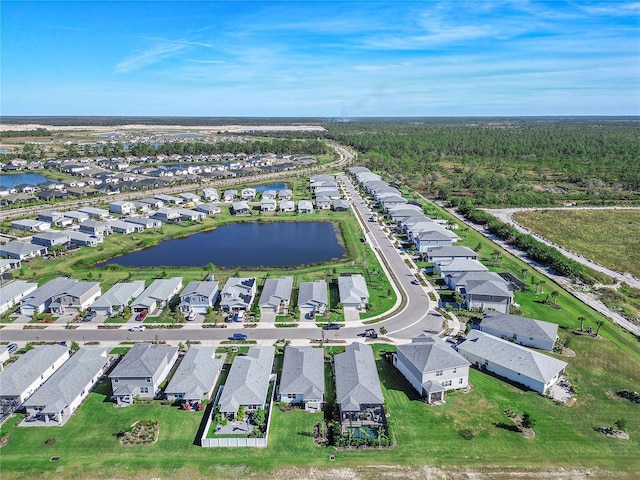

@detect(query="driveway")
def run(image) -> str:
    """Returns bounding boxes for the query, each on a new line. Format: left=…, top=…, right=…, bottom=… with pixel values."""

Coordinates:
left=260, top=311, right=276, bottom=323
left=343, top=309, right=360, bottom=323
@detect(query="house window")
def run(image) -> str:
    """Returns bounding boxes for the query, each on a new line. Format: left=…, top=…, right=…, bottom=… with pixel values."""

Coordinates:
left=442, top=380, right=452, bottom=387
left=140, top=387, right=149, bottom=394
left=146, top=378, right=151, bottom=383
left=287, top=393, right=297, bottom=399
left=452, top=368, right=457, bottom=374
left=114, top=378, right=118, bottom=383
left=435, top=370, right=443, bottom=376
left=459, top=378, right=464, bottom=384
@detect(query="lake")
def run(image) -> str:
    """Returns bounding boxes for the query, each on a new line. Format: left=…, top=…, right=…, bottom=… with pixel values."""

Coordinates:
left=254, top=182, right=288, bottom=192
left=98, top=221, right=346, bottom=268
left=0, top=173, right=54, bottom=188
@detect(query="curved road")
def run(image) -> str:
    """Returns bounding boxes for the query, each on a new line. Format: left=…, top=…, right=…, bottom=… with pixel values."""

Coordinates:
left=1, top=147, right=439, bottom=346
left=486, top=207, right=640, bottom=290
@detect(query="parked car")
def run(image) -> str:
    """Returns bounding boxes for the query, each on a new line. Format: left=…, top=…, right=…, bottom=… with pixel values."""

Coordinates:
left=129, top=325, right=146, bottom=332
left=6, top=343, right=18, bottom=354
left=136, top=310, right=148, bottom=321
left=322, top=323, right=341, bottom=330
left=186, top=311, right=197, bottom=321
left=229, top=333, right=247, bottom=341
left=84, top=311, right=97, bottom=322
left=363, top=328, right=377, bottom=338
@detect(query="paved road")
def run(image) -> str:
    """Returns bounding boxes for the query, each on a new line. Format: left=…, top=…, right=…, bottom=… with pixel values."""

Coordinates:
left=1, top=146, right=441, bottom=345
left=486, top=207, right=640, bottom=290
left=444, top=206, right=640, bottom=338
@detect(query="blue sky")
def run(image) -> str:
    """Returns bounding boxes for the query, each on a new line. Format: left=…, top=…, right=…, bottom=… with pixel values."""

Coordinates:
left=2, top=1, right=639, bottom=116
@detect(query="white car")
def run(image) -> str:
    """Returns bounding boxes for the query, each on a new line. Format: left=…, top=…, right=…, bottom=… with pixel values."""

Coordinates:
left=129, top=325, right=146, bottom=332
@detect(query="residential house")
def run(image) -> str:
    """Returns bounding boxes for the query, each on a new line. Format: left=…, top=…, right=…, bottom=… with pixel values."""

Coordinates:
left=0, top=241, right=48, bottom=261
left=261, top=198, right=277, bottom=212
left=151, top=207, right=182, bottom=223
left=338, top=275, right=369, bottom=311
left=164, top=346, right=222, bottom=407
left=393, top=334, right=471, bottom=404
left=298, top=200, right=314, bottom=213
left=31, top=231, right=71, bottom=249
left=178, top=192, right=201, bottom=204
left=78, top=206, right=110, bottom=220
left=202, top=188, right=219, bottom=202
left=258, top=277, right=293, bottom=315
left=124, top=217, right=163, bottom=229
left=91, top=281, right=146, bottom=316
left=241, top=188, right=257, bottom=200
left=154, top=194, right=183, bottom=205
left=0, top=345, right=70, bottom=407
left=232, top=201, right=251, bottom=216
left=36, top=190, right=69, bottom=202
left=11, top=219, right=50, bottom=232
left=109, top=220, right=141, bottom=235
left=179, top=279, right=220, bottom=314
left=278, top=346, right=324, bottom=412
left=219, top=277, right=257, bottom=312
left=262, top=189, right=277, bottom=200
left=79, top=220, right=113, bottom=237
left=109, top=201, right=135, bottom=215
left=223, top=189, right=238, bottom=202
left=0, top=258, right=21, bottom=274
left=424, top=246, right=478, bottom=263
left=48, top=281, right=101, bottom=314
left=138, top=198, right=164, bottom=209
left=109, top=343, right=179, bottom=405
left=474, top=310, right=559, bottom=351
left=297, top=280, right=328, bottom=316
left=0, top=280, right=38, bottom=315
left=278, top=189, right=293, bottom=200
left=332, top=199, right=350, bottom=211
left=334, top=343, right=385, bottom=434
left=436, top=258, right=488, bottom=277
left=279, top=200, right=295, bottom=212
left=131, top=277, right=183, bottom=314
left=218, top=346, right=275, bottom=419
left=37, top=211, right=73, bottom=228
left=315, top=196, right=331, bottom=210
left=415, top=230, right=457, bottom=250
left=67, top=230, right=101, bottom=247
left=457, top=272, right=513, bottom=314
left=62, top=211, right=90, bottom=224
left=175, top=208, right=206, bottom=222
left=314, top=187, right=340, bottom=199
left=195, top=203, right=221, bottom=215
left=457, top=330, right=568, bottom=394
left=23, top=348, right=111, bottom=425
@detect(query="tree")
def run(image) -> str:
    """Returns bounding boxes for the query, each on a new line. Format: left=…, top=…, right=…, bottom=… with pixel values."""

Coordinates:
left=473, top=242, right=482, bottom=253
left=521, top=412, right=536, bottom=429
left=551, top=291, right=559, bottom=305
left=595, top=320, right=604, bottom=337
left=614, top=419, right=626, bottom=432
left=520, top=268, right=528, bottom=283
left=578, top=316, right=586, bottom=332
left=453, top=292, right=465, bottom=310
left=70, top=341, right=80, bottom=352
left=252, top=408, right=266, bottom=430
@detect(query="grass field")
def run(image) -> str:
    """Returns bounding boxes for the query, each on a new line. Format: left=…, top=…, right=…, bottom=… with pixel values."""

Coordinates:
left=514, top=209, right=640, bottom=278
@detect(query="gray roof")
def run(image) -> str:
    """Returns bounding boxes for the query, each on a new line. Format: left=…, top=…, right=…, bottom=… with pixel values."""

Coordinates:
left=232, top=201, right=250, bottom=212
left=219, top=277, right=256, bottom=309
left=195, top=203, right=221, bottom=214
left=66, top=230, right=99, bottom=244
left=437, top=258, right=488, bottom=273
left=78, top=206, right=109, bottom=216
left=279, top=346, right=324, bottom=400
left=92, top=281, right=146, bottom=310
left=0, top=241, right=46, bottom=256
left=0, top=280, right=37, bottom=303
left=465, top=279, right=512, bottom=297
left=338, top=275, right=369, bottom=305
left=31, top=231, right=70, bottom=242
left=334, top=343, right=384, bottom=411
left=298, top=200, right=313, bottom=210
left=426, top=246, right=478, bottom=258
left=109, top=343, right=179, bottom=379
left=297, top=280, right=328, bottom=308
left=23, top=348, right=109, bottom=413
left=124, top=217, right=160, bottom=227
left=258, top=277, right=293, bottom=309
left=397, top=335, right=470, bottom=374
left=0, top=345, right=69, bottom=397
left=457, top=331, right=567, bottom=385
left=109, top=219, right=136, bottom=231
left=21, top=277, right=78, bottom=308
left=416, top=229, right=458, bottom=242
left=333, top=199, right=350, bottom=209
left=164, top=346, right=222, bottom=400
left=63, top=211, right=89, bottom=222
left=132, top=278, right=183, bottom=308
left=449, top=271, right=505, bottom=288
left=218, top=346, right=274, bottom=413
left=180, top=280, right=219, bottom=299
left=480, top=310, right=559, bottom=345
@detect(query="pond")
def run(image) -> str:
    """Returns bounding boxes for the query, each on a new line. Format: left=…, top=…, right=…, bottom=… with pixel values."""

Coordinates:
left=254, top=183, right=288, bottom=192
left=98, top=221, right=346, bottom=268
left=0, top=173, right=55, bottom=188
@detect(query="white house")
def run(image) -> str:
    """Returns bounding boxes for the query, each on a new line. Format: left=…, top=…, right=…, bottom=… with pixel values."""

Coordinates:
left=394, top=335, right=470, bottom=404
left=0, top=280, right=38, bottom=315
left=219, top=277, right=257, bottom=312
left=338, top=274, right=369, bottom=310
left=278, top=346, right=325, bottom=412
left=258, top=277, right=293, bottom=315
left=131, top=277, right=183, bottom=314
left=457, top=330, right=567, bottom=394
left=109, top=201, right=135, bottom=215
left=179, top=279, right=220, bottom=314
left=91, top=281, right=146, bottom=316
left=475, top=310, right=559, bottom=351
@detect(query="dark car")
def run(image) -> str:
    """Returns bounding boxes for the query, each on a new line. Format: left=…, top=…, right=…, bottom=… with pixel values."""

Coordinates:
left=7, top=343, right=18, bottom=354
left=322, top=323, right=341, bottom=330
left=84, top=311, right=97, bottom=322
left=136, top=310, right=148, bottom=321
left=230, top=333, right=247, bottom=341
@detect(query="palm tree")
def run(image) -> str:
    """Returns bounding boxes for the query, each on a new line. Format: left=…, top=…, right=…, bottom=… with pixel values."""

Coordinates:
left=454, top=292, right=465, bottom=310
left=595, top=320, right=604, bottom=337
left=537, top=281, right=546, bottom=295
left=530, top=278, right=537, bottom=293
left=520, top=269, right=528, bottom=284
left=551, top=291, right=559, bottom=305
left=578, top=316, right=586, bottom=332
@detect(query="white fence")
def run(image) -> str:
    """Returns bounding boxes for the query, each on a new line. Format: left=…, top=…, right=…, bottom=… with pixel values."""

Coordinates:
left=199, top=374, right=276, bottom=448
